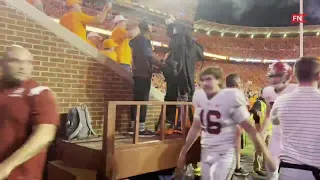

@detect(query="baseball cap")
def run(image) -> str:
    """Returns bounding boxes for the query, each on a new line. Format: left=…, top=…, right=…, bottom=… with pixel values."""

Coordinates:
left=113, top=15, right=127, bottom=24
left=103, top=39, right=118, bottom=49
left=66, top=0, right=80, bottom=8
left=87, top=32, right=103, bottom=40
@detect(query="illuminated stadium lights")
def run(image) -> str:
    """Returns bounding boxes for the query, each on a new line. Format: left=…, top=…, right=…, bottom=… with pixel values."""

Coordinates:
left=263, top=59, right=277, bottom=63
left=246, top=59, right=261, bottom=63
left=280, top=59, right=297, bottom=63
left=266, top=32, right=272, bottom=38
left=229, top=57, right=244, bottom=62
left=51, top=18, right=296, bottom=64
left=204, top=52, right=227, bottom=60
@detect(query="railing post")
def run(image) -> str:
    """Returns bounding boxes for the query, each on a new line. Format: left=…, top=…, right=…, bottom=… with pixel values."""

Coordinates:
left=133, top=105, right=141, bottom=144
left=182, top=105, right=189, bottom=139
left=102, top=102, right=117, bottom=180
left=160, top=105, right=166, bottom=140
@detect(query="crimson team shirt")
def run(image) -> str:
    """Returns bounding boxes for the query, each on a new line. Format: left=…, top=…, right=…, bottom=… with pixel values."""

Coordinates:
left=193, top=88, right=250, bottom=152
left=0, top=80, right=59, bottom=180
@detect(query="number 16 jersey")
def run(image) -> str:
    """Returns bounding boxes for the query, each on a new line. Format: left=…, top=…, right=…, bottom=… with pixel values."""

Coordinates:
left=193, top=88, right=251, bottom=152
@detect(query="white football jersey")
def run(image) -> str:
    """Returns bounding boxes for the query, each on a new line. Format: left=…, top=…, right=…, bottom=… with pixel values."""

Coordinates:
left=193, top=88, right=250, bottom=152
left=262, top=84, right=297, bottom=134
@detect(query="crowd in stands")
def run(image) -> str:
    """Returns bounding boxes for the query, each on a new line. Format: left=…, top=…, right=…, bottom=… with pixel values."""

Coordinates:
left=26, top=0, right=319, bottom=93
left=152, top=59, right=268, bottom=93
left=38, top=0, right=320, bottom=60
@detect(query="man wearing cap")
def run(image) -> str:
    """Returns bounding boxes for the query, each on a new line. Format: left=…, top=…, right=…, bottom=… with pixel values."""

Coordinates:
left=0, top=45, right=59, bottom=180
left=101, top=39, right=118, bottom=61
left=60, top=0, right=112, bottom=41
left=111, top=15, right=140, bottom=71
left=129, top=18, right=163, bottom=136
left=87, top=32, right=103, bottom=49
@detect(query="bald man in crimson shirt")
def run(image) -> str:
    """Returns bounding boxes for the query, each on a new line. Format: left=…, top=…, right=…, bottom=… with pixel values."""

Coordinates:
left=0, top=45, right=59, bottom=180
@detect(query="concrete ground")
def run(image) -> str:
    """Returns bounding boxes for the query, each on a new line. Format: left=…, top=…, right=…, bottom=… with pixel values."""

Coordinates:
left=232, top=135, right=267, bottom=180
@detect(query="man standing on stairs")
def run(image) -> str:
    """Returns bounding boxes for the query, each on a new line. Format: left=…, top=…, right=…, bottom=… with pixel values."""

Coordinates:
left=111, top=15, right=140, bottom=71
left=0, top=45, right=59, bottom=180
left=60, top=0, right=112, bottom=42
left=128, top=18, right=163, bottom=136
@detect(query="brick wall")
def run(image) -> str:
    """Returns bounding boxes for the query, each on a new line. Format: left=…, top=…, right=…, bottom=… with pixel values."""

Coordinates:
left=0, top=2, right=161, bottom=133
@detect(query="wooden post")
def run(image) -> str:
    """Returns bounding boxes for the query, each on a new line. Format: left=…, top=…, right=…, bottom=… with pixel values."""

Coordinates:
left=182, top=105, right=188, bottom=139
left=102, top=102, right=117, bottom=180
left=133, top=105, right=141, bottom=144
left=160, top=105, right=166, bottom=140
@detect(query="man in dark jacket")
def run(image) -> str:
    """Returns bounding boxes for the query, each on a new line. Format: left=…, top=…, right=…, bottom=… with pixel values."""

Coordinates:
left=162, top=22, right=204, bottom=131
left=129, top=18, right=163, bottom=136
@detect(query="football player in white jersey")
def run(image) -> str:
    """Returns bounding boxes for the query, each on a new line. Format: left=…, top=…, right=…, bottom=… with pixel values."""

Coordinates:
left=177, top=66, right=276, bottom=180
left=261, top=62, right=297, bottom=180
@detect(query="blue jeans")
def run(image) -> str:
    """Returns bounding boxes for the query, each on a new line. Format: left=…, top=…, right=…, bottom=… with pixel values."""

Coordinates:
left=121, top=64, right=131, bottom=71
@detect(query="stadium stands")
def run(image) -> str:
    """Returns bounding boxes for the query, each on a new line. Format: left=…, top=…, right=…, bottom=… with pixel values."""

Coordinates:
left=41, top=0, right=319, bottom=92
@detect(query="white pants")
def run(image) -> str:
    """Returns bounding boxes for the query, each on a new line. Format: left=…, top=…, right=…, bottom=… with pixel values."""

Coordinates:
left=266, top=133, right=282, bottom=180
left=279, top=168, right=317, bottom=180
left=201, top=148, right=236, bottom=180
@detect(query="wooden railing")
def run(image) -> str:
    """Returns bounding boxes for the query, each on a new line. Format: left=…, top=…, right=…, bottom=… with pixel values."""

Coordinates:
left=102, top=101, right=192, bottom=180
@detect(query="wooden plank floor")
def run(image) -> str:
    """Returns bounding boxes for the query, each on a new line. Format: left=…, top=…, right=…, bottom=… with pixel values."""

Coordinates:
left=63, top=134, right=184, bottom=150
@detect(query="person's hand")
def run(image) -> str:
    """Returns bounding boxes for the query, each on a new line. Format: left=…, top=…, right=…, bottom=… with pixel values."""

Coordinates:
left=105, top=1, right=112, bottom=10
left=164, top=53, right=170, bottom=60
left=0, top=163, right=13, bottom=180
left=176, top=152, right=186, bottom=170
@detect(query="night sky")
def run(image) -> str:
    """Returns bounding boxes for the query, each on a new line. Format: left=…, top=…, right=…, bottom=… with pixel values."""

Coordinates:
left=195, top=0, right=320, bottom=27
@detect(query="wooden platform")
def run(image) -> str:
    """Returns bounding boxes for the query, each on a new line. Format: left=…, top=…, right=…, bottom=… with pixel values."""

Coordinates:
left=54, top=101, right=200, bottom=180
left=56, top=134, right=197, bottom=179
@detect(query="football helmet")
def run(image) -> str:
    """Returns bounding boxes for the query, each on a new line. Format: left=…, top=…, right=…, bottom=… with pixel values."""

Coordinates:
left=267, top=62, right=293, bottom=89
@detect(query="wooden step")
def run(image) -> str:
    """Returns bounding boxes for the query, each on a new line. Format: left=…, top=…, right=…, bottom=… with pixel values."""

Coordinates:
left=47, top=160, right=96, bottom=180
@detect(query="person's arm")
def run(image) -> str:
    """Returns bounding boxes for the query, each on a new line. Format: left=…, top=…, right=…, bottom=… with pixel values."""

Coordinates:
left=177, top=91, right=201, bottom=168
left=230, top=90, right=276, bottom=172
left=0, top=89, right=59, bottom=173
left=179, top=120, right=201, bottom=157
left=112, top=27, right=140, bottom=44
left=1, top=125, right=57, bottom=171
left=250, top=101, right=262, bottom=132
left=239, top=121, right=276, bottom=171
left=94, top=2, right=112, bottom=24
left=80, top=2, right=112, bottom=25
left=127, top=26, right=140, bottom=39
left=140, top=38, right=163, bottom=67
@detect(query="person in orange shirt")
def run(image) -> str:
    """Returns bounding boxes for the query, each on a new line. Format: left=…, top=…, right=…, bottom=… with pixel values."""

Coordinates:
left=87, top=32, right=103, bottom=49
left=60, top=0, right=112, bottom=41
left=111, top=15, right=140, bottom=71
left=26, top=0, right=43, bottom=11
left=101, top=39, right=118, bottom=62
